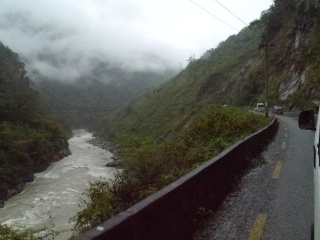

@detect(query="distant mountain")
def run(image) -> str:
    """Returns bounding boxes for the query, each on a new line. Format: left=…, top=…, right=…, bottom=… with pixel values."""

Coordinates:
left=0, top=10, right=178, bottom=130
left=33, top=63, right=176, bottom=128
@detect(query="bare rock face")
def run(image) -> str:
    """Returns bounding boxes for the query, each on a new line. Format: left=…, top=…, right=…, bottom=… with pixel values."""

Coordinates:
left=279, top=67, right=307, bottom=100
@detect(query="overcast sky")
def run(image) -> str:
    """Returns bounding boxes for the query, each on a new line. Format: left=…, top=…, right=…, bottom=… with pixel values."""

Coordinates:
left=0, top=0, right=273, bottom=80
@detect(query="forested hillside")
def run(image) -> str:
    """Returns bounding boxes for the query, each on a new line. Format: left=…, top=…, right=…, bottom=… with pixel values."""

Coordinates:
left=34, top=65, right=176, bottom=128
left=0, top=42, right=69, bottom=207
left=102, top=0, right=320, bottom=141
left=101, top=26, right=262, bottom=141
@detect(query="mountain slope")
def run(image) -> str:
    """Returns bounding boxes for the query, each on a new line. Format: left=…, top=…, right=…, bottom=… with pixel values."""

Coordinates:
left=101, top=26, right=261, bottom=141
left=34, top=65, right=176, bottom=128
left=102, top=0, right=320, bottom=141
left=71, top=1, right=320, bottom=232
left=0, top=42, right=69, bottom=207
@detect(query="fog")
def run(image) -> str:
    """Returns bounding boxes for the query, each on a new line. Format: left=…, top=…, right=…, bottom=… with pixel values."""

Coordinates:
left=0, top=0, right=272, bottom=81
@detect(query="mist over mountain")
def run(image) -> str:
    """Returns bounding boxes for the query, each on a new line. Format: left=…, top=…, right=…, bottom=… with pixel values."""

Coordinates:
left=0, top=2, right=182, bottom=128
left=0, top=10, right=176, bottom=82
left=0, top=0, right=273, bottom=83
left=35, top=64, right=176, bottom=128
left=0, top=2, right=188, bottom=84
left=101, top=0, right=320, bottom=141
left=2, top=1, right=320, bottom=238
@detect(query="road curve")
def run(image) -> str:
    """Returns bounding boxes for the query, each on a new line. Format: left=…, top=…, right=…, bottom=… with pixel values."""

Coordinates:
left=193, top=113, right=314, bottom=240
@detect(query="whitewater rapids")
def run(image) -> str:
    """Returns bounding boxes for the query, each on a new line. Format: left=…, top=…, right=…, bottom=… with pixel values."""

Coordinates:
left=0, top=129, right=116, bottom=239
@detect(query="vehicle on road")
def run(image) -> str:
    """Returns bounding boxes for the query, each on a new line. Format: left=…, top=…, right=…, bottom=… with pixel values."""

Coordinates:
left=254, top=103, right=265, bottom=112
left=273, top=105, right=284, bottom=115
left=298, top=109, right=318, bottom=240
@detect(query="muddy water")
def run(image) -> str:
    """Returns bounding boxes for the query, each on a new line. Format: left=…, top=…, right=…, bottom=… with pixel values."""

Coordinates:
left=0, top=129, right=116, bottom=239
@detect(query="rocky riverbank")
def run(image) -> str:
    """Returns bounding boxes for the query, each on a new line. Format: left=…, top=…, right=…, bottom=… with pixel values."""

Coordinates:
left=86, top=138, right=121, bottom=167
left=0, top=148, right=71, bottom=208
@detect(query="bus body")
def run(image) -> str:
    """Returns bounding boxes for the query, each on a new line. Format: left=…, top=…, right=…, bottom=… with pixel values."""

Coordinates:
left=298, top=110, right=318, bottom=240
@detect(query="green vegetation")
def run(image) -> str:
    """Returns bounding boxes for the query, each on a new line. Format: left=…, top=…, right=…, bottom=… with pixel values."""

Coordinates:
left=0, top=42, right=69, bottom=205
left=100, top=28, right=262, bottom=141
left=70, top=0, right=320, bottom=236
left=0, top=224, right=45, bottom=240
left=72, top=0, right=320, bottom=235
left=0, top=222, right=64, bottom=240
left=72, top=105, right=270, bottom=234
left=3, top=0, right=320, bottom=238
left=249, top=0, right=320, bottom=108
left=35, top=68, right=176, bottom=129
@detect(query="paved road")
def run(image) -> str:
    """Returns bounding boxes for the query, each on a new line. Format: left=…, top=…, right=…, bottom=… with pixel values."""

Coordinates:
left=193, top=114, right=314, bottom=240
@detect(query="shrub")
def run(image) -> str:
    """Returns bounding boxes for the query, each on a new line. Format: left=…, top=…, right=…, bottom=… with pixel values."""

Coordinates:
left=72, top=105, right=271, bottom=235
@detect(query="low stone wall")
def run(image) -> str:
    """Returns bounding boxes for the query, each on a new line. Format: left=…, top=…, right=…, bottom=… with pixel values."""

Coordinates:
left=76, top=118, right=279, bottom=240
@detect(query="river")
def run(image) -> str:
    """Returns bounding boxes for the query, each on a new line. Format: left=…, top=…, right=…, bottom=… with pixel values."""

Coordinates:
left=0, top=129, right=116, bottom=239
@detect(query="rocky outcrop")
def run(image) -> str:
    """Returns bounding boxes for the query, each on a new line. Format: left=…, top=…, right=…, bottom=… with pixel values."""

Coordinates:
left=279, top=66, right=307, bottom=100
left=86, top=138, right=121, bottom=168
left=0, top=183, right=27, bottom=208
left=52, top=149, right=72, bottom=162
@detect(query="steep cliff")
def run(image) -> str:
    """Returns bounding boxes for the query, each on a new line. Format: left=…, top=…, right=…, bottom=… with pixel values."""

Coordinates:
left=0, top=42, right=70, bottom=207
left=222, top=0, right=320, bottom=109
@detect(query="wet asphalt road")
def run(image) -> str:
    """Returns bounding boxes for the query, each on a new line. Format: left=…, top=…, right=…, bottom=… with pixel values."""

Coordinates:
left=193, top=113, right=315, bottom=240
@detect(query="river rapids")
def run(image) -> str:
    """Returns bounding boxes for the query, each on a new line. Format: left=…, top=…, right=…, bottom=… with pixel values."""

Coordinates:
left=0, top=129, right=116, bottom=239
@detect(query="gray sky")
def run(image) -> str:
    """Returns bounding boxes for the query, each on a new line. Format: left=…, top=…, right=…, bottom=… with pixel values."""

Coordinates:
left=0, top=0, right=273, bottom=80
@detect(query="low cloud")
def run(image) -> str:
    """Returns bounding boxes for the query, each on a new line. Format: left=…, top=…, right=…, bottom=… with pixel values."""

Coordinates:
left=0, top=0, right=272, bottom=81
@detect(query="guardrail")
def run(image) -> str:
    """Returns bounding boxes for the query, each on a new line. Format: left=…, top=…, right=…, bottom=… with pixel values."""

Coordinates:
left=76, top=118, right=279, bottom=240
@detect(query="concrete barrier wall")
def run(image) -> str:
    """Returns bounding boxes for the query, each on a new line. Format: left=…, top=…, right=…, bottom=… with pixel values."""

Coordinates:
left=76, top=118, right=279, bottom=240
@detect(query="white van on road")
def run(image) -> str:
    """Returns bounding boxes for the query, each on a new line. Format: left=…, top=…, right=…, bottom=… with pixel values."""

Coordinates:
left=254, top=103, right=265, bottom=112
